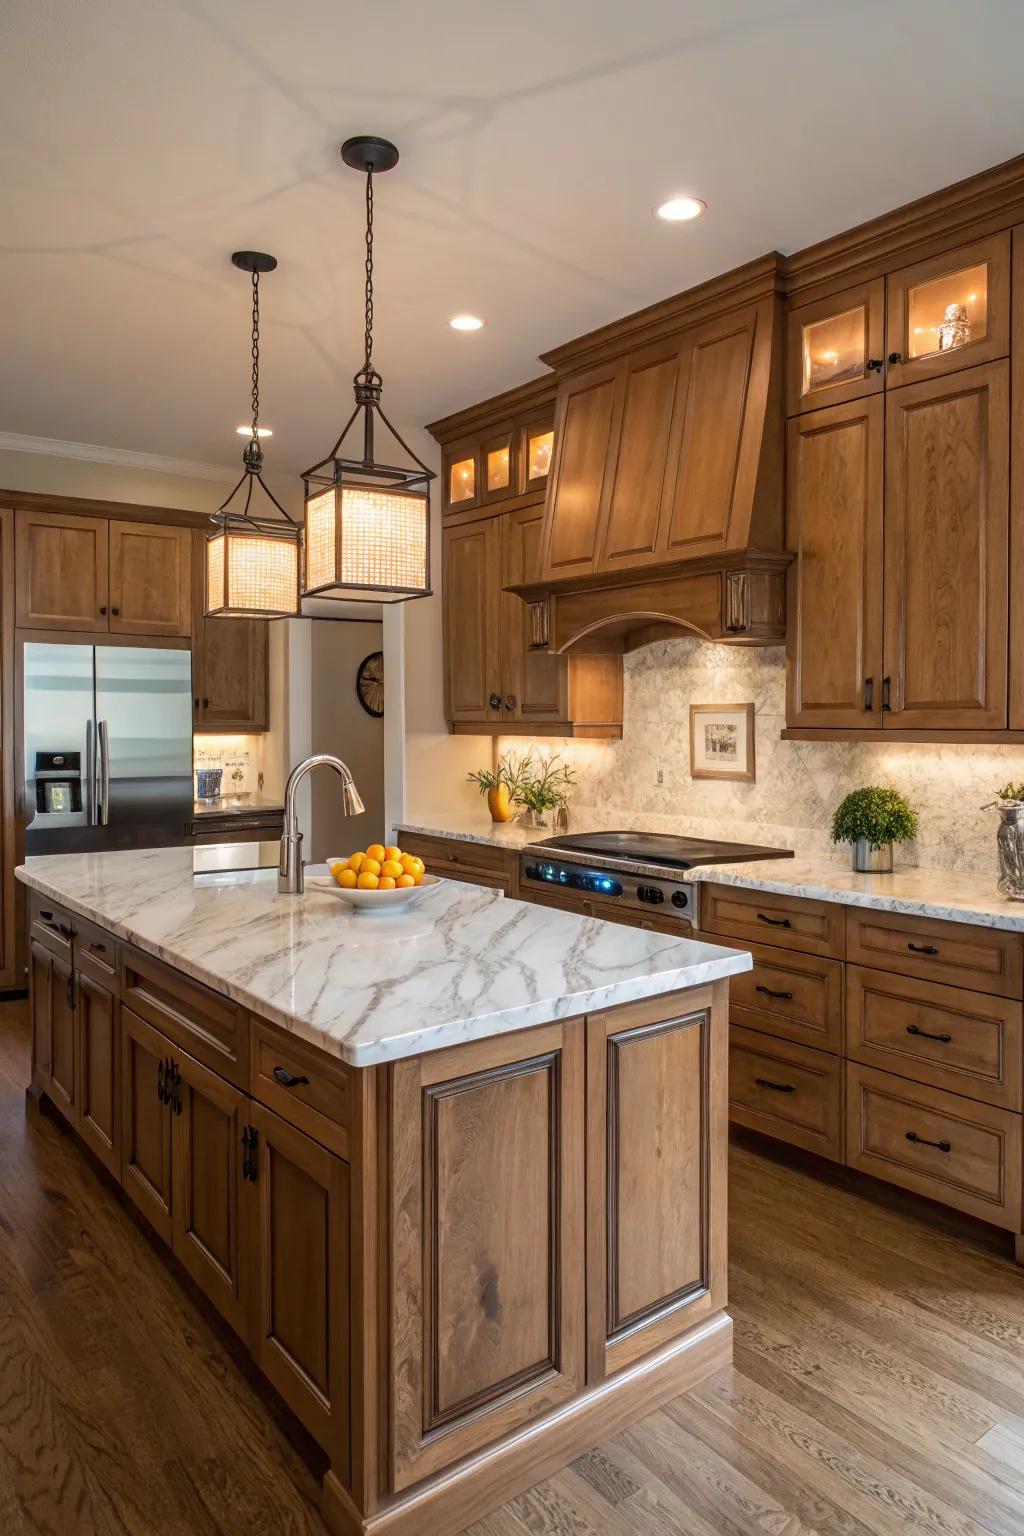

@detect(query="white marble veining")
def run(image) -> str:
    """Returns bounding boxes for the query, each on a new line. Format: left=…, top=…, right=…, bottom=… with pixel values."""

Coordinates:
left=400, top=815, right=1024, bottom=932
left=16, top=849, right=750, bottom=1068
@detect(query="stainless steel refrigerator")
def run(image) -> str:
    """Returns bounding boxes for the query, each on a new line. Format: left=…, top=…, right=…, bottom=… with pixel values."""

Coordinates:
left=24, top=643, right=193, bottom=855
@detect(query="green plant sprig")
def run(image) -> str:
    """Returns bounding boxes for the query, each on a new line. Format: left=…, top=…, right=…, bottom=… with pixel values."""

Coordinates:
left=467, top=750, right=534, bottom=804
left=519, top=754, right=577, bottom=815
left=831, top=786, right=918, bottom=851
left=998, top=782, right=1024, bottom=804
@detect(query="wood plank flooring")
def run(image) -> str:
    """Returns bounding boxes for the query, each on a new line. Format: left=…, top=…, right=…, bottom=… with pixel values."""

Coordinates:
left=1, top=997, right=1022, bottom=1535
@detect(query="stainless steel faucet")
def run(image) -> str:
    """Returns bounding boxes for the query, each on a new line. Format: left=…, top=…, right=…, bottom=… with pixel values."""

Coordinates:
left=278, top=754, right=365, bottom=894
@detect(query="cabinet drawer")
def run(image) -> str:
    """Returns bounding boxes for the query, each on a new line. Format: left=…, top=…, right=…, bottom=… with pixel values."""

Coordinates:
left=251, top=1016, right=355, bottom=1158
left=120, top=946, right=248, bottom=1090
left=845, top=1063, right=1023, bottom=1230
left=29, top=893, right=76, bottom=960
left=846, top=908, right=1023, bottom=999
left=702, top=882, right=844, bottom=958
left=846, top=965, right=1022, bottom=1110
left=730, top=942, right=843, bottom=1053
left=729, top=1024, right=843, bottom=1162
left=73, top=915, right=117, bottom=986
left=396, top=830, right=511, bottom=878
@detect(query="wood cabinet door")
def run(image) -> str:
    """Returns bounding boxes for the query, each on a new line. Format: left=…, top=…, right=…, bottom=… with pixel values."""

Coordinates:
left=443, top=517, right=503, bottom=725
left=109, top=521, right=192, bottom=637
left=49, top=952, right=76, bottom=1121
left=883, top=360, right=1008, bottom=729
left=501, top=503, right=567, bottom=724
left=388, top=1021, right=585, bottom=1491
left=785, top=279, right=886, bottom=415
left=15, top=511, right=109, bottom=632
left=171, top=1047, right=250, bottom=1335
left=443, top=437, right=482, bottom=514
left=786, top=397, right=884, bottom=728
left=886, top=231, right=1010, bottom=389
left=595, top=335, right=686, bottom=573
left=541, top=360, right=625, bottom=581
left=29, top=937, right=54, bottom=1095
left=519, top=407, right=555, bottom=495
left=75, top=973, right=119, bottom=1176
left=251, top=1102, right=350, bottom=1477
left=121, top=1006, right=173, bottom=1245
left=196, top=619, right=268, bottom=731
left=586, top=985, right=727, bottom=1380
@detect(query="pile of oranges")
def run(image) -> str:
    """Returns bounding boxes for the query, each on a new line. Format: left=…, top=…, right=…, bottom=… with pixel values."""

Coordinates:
left=329, top=843, right=427, bottom=892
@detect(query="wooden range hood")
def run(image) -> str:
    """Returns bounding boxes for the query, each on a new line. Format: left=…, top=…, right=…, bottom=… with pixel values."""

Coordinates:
left=510, top=253, right=791, bottom=655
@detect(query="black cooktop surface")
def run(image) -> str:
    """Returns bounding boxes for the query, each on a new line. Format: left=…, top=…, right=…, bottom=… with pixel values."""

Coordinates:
left=533, top=830, right=794, bottom=870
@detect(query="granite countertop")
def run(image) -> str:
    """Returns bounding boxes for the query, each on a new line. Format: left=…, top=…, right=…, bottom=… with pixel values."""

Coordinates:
left=15, top=849, right=750, bottom=1068
left=192, top=793, right=284, bottom=818
left=397, top=816, right=1024, bottom=933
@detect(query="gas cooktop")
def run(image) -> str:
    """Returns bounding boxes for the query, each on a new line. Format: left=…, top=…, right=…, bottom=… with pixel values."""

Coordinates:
left=532, top=830, right=794, bottom=870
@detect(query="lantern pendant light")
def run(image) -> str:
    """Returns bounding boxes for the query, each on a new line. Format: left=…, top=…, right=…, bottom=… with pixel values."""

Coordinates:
left=205, top=252, right=303, bottom=618
left=302, top=136, right=434, bottom=603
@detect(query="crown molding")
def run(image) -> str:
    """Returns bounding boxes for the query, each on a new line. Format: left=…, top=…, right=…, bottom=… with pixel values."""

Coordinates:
left=0, top=431, right=237, bottom=483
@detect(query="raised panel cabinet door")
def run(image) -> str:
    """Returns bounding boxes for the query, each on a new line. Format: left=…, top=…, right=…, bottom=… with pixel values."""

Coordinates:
left=120, top=1006, right=173, bottom=1245
left=540, top=360, right=625, bottom=581
left=586, top=985, right=728, bottom=1381
left=886, top=231, right=1010, bottom=389
left=596, top=335, right=686, bottom=572
left=197, top=617, right=268, bottom=732
left=785, top=279, right=886, bottom=415
left=785, top=397, right=884, bottom=727
left=251, top=1102, right=350, bottom=1477
left=171, top=1047, right=250, bottom=1336
left=388, top=1021, right=585, bottom=1491
left=108, top=521, right=192, bottom=637
left=29, top=937, right=54, bottom=1095
left=883, top=360, right=1008, bottom=729
left=500, top=503, right=567, bottom=724
left=48, top=953, right=76, bottom=1122
left=442, top=518, right=503, bottom=725
left=15, top=511, right=109, bottom=632
left=75, top=973, right=119, bottom=1176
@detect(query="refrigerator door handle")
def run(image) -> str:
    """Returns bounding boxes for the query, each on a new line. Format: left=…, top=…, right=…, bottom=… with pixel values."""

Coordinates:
left=97, top=719, right=110, bottom=826
left=86, top=718, right=98, bottom=826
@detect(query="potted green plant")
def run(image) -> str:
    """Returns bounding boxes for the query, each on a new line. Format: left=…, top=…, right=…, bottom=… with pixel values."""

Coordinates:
left=831, top=786, right=918, bottom=873
left=519, top=754, right=577, bottom=829
left=467, top=750, right=532, bottom=823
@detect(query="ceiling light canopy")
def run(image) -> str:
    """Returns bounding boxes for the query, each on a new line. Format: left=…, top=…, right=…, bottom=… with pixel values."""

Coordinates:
left=205, top=252, right=302, bottom=619
left=449, top=313, right=484, bottom=331
left=301, top=136, right=434, bottom=603
left=656, top=195, right=707, bottom=222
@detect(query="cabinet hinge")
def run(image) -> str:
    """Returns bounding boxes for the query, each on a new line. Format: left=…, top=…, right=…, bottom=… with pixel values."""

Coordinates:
left=241, top=1125, right=259, bottom=1182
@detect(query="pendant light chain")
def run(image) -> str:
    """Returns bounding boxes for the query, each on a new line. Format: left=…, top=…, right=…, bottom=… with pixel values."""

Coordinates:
left=362, top=165, right=376, bottom=381
left=250, top=268, right=261, bottom=442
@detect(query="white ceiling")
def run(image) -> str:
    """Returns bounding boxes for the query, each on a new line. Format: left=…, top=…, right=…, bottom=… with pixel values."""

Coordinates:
left=3, top=0, right=1024, bottom=474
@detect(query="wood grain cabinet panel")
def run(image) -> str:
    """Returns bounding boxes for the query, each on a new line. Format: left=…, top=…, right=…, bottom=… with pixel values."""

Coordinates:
left=729, top=941, right=844, bottom=1054
left=49, top=952, right=76, bottom=1121
left=443, top=517, right=503, bottom=725
left=785, top=279, right=886, bottom=415
left=596, top=337, right=685, bottom=572
left=882, top=360, right=1008, bottom=729
left=15, top=511, right=109, bottom=632
left=108, top=521, right=192, bottom=638
left=587, top=987, right=727, bottom=1380
left=729, top=1024, right=843, bottom=1162
left=192, top=528, right=268, bottom=732
left=541, top=362, right=624, bottom=581
left=501, top=502, right=568, bottom=723
left=885, top=232, right=1010, bottom=389
left=845, top=907, right=1023, bottom=999
left=250, top=1101, right=351, bottom=1478
left=846, top=964, right=1022, bottom=1111
left=121, top=945, right=249, bottom=1089
left=75, top=973, right=119, bottom=1176
left=121, top=1006, right=174, bottom=1245
left=846, top=1062, right=1022, bottom=1230
left=785, top=397, right=884, bottom=728
left=700, top=882, right=845, bottom=958
left=388, top=1022, right=584, bottom=1491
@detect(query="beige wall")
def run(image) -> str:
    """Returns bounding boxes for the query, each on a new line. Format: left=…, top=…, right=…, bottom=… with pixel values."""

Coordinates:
left=310, top=619, right=385, bottom=857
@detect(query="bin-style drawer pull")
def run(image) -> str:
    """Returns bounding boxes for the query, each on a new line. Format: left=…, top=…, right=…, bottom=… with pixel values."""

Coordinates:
left=907, top=942, right=939, bottom=956
left=906, top=1130, right=951, bottom=1153
left=756, top=912, right=792, bottom=929
left=906, top=1023, right=952, bottom=1044
left=273, top=1065, right=310, bottom=1089
left=755, top=984, right=794, bottom=1001
left=754, top=1077, right=796, bottom=1093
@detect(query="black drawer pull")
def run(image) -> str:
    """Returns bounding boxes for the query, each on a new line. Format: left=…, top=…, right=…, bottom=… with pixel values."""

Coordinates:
left=754, top=1077, right=796, bottom=1093
left=906, top=1023, right=952, bottom=1044
left=756, top=912, right=792, bottom=929
left=755, top=984, right=794, bottom=1001
left=88, top=940, right=108, bottom=953
left=273, top=1066, right=310, bottom=1089
left=907, top=942, right=939, bottom=956
left=39, top=909, right=54, bottom=921
left=906, top=1130, right=951, bottom=1153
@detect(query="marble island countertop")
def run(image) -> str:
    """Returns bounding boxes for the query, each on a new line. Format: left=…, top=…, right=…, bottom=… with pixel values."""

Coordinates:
left=15, top=848, right=750, bottom=1067
left=397, top=816, right=1024, bottom=933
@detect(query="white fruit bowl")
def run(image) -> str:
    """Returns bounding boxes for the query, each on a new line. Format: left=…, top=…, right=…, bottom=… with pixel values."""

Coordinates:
left=308, top=870, right=442, bottom=913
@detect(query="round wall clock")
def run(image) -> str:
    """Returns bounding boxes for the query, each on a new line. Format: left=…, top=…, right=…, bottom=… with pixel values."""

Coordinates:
left=356, top=650, right=384, bottom=718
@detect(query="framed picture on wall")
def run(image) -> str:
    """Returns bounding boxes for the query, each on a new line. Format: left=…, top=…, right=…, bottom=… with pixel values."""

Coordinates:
left=689, top=703, right=755, bottom=783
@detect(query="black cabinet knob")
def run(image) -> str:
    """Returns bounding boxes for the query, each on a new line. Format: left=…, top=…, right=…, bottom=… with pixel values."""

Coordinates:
left=111, top=606, right=120, bottom=616
left=866, top=358, right=884, bottom=373
left=887, top=351, right=902, bottom=365
left=99, top=605, right=107, bottom=616
left=488, top=693, right=502, bottom=711
left=272, top=1065, right=310, bottom=1089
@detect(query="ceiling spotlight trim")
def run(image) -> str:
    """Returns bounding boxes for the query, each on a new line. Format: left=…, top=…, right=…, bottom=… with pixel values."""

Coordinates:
left=655, top=195, right=707, bottom=222
left=340, top=135, right=399, bottom=174
left=231, top=250, right=279, bottom=274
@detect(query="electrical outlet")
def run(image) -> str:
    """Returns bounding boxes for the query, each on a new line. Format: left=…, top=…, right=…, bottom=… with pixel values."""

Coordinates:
left=656, top=768, right=665, bottom=786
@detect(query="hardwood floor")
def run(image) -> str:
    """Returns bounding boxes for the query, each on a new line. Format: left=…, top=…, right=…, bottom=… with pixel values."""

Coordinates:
left=2, top=997, right=1023, bottom=1536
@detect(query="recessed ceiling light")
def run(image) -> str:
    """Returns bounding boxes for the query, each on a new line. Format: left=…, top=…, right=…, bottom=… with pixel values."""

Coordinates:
left=449, top=314, right=484, bottom=331
left=656, top=196, right=707, bottom=223
left=236, top=425, right=273, bottom=437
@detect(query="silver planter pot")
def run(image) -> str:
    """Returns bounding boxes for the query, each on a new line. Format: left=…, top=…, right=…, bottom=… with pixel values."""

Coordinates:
left=852, top=840, right=893, bottom=873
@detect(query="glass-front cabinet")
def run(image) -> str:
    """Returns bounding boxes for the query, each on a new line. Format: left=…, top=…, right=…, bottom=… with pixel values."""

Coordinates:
left=524, top=418, right=555, bottom=492
left=786, top=279, right=885, bottom=415
left=885, top=232, right=1009, bottom=386
left=442, top=401, right=556, bottom=513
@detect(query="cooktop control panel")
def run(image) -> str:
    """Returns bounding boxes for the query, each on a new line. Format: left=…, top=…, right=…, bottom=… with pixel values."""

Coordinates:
left=520, top=857, right=696, bottom=924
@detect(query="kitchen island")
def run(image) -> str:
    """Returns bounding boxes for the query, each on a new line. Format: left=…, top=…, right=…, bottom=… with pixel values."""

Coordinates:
left=17, top=847, right=749, bottom=1536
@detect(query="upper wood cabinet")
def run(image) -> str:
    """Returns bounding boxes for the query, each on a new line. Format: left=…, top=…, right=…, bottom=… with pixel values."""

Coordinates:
left=541, top=362, right=623, bottom=580
left=786, top=279, right=886, bottom=415
left=596, top=337, right=687, bottom=573
left=501, top=502, right=569, bottom=725
left=886, top=232, right=1010, bottom=389
left=440, top=400, right=556, bottom=516
left=443, top=516, right=503, bottom=727
left=191, top=532, right=269, bottom=733
left=16, top=512, right=191, bottom=638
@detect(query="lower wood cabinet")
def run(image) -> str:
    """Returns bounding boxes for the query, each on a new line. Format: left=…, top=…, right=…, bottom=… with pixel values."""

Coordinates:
left=29, top=936, right=76, bottom=1120
left=121, top=1007, right=176, bottom=1244
left=75, top=971, right=119, bottom=1176
left=729, top=1023, right=844, bottom=1163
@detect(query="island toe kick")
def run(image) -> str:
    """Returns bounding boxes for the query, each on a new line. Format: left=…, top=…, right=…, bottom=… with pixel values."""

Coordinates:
left=24, top=892, right=732, bottom=1536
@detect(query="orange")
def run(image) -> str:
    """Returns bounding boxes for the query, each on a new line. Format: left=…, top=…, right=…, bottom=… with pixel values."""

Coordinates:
left=378, top=876, right=396, bottom=890
left=396, top=873, right=415, bottom=888
left=380, top=859, right=403, bottom=879
left=399, top=854, right=418, bottom=876
left=366, top=843, right=386, bottom=863
left=336, top=868, right=357, bottom=889
left=413, top=868, right=425, bottom=885
left=385, top=845, right=402, bottom=862
left=408, top=856, right=425, bottom=878
left=356, top=871, right=379, bottom=890
left=346, top=852, right=365, bottom=873
left=361, top=857, right=382, bottom=877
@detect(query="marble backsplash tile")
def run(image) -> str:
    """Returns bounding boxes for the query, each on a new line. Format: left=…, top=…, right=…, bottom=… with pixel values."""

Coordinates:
left=500, top=638, right=1024, bottom=877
